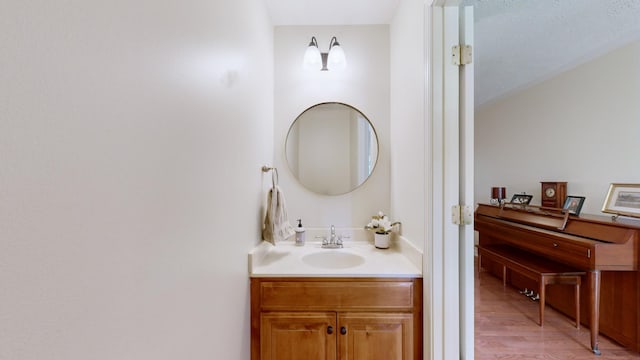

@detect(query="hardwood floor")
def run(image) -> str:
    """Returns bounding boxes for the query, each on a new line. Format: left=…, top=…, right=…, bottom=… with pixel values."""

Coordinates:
left=475, top=261, right=640, bottom=359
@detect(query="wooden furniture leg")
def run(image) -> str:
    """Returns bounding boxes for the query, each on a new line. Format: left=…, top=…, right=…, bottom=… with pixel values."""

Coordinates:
left=589, top=270, right=601, bottom=355
left=539, top=276, right=546, bottom=326
left=502, top=265, right=507, bottom=287
left=575, top=282, right=580, bottom=330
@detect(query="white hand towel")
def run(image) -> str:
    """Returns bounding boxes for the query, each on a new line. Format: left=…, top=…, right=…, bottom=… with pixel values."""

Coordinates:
left=262, top=185, right=295, bottom=245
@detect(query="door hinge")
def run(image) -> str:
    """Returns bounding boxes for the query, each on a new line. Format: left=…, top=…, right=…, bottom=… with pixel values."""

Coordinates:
left=452, top=205, right=473, bottom=226
left=452, top=45, right=472, bottom=66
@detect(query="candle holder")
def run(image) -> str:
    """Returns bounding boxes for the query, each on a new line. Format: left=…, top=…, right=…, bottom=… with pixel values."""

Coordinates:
left=490, top=187, right=506, bottom=205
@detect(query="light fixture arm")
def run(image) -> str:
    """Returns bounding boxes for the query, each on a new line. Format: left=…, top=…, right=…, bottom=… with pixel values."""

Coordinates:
left=329, top=36, right=340, bottom=49
left=308, top=36, right=319, bottom=48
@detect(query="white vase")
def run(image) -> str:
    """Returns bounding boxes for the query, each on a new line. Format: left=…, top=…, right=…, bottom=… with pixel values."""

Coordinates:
left=374, top=232, right=390, bottom=249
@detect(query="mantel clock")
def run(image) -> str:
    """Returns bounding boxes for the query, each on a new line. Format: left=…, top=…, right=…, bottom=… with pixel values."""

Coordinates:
left=541, top=181, right=567, bottom=208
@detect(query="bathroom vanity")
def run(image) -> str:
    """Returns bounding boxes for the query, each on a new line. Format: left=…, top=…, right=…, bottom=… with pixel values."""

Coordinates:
left=249, top=241, right=423, bottom=360
left=251, top=277, right=422, bottom=360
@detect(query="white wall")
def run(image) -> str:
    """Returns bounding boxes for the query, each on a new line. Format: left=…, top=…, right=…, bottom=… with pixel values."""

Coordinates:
left=274, top=26, right=390, bottom=232
left=0, top=1, right=273, bottom=359
left=475, top=40, right=640, bottom=215
left=390, top=0, right=427, bottom=251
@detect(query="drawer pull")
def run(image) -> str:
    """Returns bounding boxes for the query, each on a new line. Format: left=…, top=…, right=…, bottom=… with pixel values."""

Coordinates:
left=340, top=326, right=347, bottom=335
left=553, top=243, right=559, bottom=247
left=327, top=326, right=334, bottom=334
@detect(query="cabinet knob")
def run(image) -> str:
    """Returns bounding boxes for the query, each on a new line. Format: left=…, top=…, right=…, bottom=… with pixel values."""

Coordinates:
left=340, top=326, right=347, bottom=335
left=553, top=243, right=559, bottom=247
left=327, top=326, right=334, bottom=334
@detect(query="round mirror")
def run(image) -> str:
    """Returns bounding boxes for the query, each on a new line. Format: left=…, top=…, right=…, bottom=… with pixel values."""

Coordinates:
left=285, top=102, right=379, bottom=195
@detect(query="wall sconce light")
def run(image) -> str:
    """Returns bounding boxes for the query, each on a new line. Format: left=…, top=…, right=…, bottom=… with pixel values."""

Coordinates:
left=303, top=36, right=346, bottom=71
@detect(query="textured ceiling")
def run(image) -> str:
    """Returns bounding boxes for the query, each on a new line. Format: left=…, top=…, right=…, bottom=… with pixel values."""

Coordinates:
left=265, top=0, right=640, bottom=107
left=464, top=0, right=640, bottom=107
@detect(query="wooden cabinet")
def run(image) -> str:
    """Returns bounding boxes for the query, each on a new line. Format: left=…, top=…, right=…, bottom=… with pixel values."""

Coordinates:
left=251, top=277, right=422, bottom=360
left=260, top=312, right=336, bottom=360
left=339, top=313, right=413, bottom=360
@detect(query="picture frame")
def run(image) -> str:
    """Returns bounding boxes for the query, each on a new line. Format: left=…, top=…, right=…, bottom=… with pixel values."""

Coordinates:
left=602, top=183, right=640, bottom=219
left=510, top=194, right=533, bottom=205
left=563, top=195, right=585, bottom=216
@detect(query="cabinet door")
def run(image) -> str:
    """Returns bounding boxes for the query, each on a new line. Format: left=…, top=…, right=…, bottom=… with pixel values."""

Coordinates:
left=338, top=313, right=413, bottom=360
left=261, top=312, right=336, bottom=360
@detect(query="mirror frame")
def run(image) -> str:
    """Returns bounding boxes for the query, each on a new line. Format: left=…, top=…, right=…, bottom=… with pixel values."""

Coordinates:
left=285, top=102, right=380, bottom=196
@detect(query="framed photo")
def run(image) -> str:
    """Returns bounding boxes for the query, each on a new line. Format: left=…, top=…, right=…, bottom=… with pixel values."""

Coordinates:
left=602, top=183, right=640, bottom=219
left=510, top=194, right=533, bottom=205
left=563, top=196, right=585, bottom=216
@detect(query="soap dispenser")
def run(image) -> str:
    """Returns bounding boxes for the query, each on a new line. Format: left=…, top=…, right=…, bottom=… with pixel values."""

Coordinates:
left=295, top=219, right=306, bottom=246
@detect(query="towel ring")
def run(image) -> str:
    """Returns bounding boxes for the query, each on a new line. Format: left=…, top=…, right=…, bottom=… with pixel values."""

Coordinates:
left=261, top=165, right=279, bottom=188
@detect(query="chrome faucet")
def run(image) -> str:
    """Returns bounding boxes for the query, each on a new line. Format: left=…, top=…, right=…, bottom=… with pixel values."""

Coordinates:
left=320, top=225, right=344, bottom=248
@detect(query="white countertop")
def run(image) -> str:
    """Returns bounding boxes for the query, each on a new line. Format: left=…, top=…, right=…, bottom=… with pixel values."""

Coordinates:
left=249, top=237, right=422, bottom=278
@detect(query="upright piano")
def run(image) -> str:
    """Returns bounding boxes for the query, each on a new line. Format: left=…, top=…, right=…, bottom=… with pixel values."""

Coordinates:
left=475, top=203, right=640, bottom=354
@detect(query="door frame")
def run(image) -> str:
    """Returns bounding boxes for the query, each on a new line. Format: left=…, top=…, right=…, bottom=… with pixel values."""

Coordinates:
left=424, top=1, right=474, bottom=359
left=458, top=6, right=475, bottom=360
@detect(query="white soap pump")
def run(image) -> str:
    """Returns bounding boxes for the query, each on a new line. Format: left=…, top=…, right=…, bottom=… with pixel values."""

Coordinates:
left=295, top=219, right=306, bottom=246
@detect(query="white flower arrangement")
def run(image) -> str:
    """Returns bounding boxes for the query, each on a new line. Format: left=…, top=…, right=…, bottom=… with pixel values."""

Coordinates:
left=365, top=211, right=400, bottom=235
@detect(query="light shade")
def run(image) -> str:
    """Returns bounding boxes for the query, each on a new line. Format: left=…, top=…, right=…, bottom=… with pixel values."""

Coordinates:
left=327, top=37, right=346, bottom=70
left=303, top=37, right=322, bottom=71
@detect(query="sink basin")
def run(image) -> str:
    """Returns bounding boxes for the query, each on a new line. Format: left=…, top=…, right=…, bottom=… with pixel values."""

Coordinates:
left=302, top=251, right=365, bottom=269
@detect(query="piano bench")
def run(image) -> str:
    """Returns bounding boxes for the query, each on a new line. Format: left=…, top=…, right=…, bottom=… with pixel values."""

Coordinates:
left=478, top=245, right=585, bottom=329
